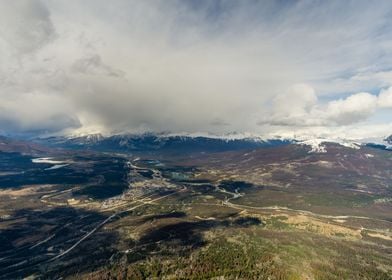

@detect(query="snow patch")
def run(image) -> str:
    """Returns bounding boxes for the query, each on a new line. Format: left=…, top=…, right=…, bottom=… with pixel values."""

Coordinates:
left=32, top=158, right=66, bottom=164
left=32, top=158, right=71, bottom=170
left=297, top=138, right=361, bottom=153
left=299, top=139, right=327, bottom=153
left=45, top=164, right=69, bottom=170
left=338, top=141, right=361, bottom=150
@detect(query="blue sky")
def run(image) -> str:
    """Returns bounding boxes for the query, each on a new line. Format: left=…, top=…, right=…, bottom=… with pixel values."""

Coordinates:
left=1, top=0, right=392, bottom=139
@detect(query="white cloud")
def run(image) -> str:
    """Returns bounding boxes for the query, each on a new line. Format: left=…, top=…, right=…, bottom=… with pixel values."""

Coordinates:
left=259, top=83, right=320, bottom=126
left=378, top=87, right=392, bottom=108
left=0, top=0, right=55, bottom=54
left=325, top=92, right=378, bottom=125
left=262, top=87, right=391, bottom=129
left=0, top=1, right=392, bottom=137
left=0, top=91, right=80, bottom=133
left=273, top=84, right=317, bottom=115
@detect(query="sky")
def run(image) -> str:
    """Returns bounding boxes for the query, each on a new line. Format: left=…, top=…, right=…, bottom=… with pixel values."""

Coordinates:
left=1, top=0, right=392, bottom=139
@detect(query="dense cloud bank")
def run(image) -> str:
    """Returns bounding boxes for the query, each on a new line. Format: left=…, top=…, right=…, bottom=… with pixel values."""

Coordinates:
left=1, top=0, right=392, bottom=138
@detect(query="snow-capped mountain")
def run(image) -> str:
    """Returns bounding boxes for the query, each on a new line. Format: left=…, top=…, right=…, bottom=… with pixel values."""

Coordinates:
left=294, top=134, right=392, bottom=153
left=385, top=135, right=392, bottom=145
left=34, top=132, right=292, bottom=153
left=33, top=132, right=392, bottom=154
left=360, top=134, right=392, bottom=151
left=295, top=138, right=361, bottom=153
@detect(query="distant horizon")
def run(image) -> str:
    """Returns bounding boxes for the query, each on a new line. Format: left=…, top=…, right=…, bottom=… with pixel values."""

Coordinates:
left=2, top=130, right=392, bottom=147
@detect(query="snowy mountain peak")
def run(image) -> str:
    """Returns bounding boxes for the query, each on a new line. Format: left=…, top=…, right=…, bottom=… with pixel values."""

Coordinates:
left=36, top=131, right=392, bottom=153
left=296, top=138, right=361, bottom=153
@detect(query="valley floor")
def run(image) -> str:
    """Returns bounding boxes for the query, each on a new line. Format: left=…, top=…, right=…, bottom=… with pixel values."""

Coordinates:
left=0, top=145, right=392, bottom=279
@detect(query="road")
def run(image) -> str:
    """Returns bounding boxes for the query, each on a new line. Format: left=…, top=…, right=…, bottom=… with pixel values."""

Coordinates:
left=49, top=188, right=184, bottom=261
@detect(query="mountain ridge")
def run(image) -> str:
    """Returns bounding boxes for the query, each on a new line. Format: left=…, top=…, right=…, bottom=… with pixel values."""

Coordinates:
left=33, top=133, right=292, bottom=154
left=31, top=132, right=391, bottom=154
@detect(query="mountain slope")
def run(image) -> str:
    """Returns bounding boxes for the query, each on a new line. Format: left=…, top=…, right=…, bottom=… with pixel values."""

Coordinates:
left=0, top=136, right=54, bottom=155
left=35, top=133, right=292, bottom=154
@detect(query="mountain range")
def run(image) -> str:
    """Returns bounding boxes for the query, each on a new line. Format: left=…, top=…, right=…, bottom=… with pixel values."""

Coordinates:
left=31, top=132, right=392, bottom=154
